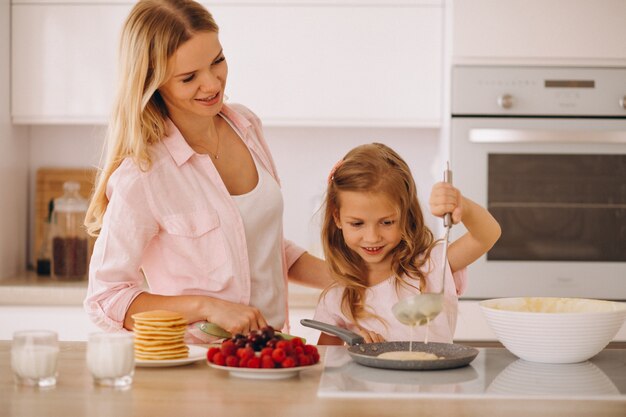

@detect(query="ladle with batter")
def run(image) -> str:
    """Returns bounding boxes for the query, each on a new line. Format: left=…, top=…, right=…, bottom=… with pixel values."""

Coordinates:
left=392, top=163, right=453, bottom=336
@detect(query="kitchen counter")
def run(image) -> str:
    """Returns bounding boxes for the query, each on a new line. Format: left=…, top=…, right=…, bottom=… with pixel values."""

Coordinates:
left=1, top=342, right=625, bottom=417
left=0, top=272, right=321, bottom=307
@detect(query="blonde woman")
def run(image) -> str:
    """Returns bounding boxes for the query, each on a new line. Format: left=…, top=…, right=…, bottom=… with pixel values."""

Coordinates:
left=314, top=143, right=501, bottom=344
left=84, top=0, right=330, bottom=343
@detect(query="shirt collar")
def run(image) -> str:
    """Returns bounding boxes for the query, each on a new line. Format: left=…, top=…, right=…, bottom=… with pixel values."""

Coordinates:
left=161, top=104, right=251, bottom=167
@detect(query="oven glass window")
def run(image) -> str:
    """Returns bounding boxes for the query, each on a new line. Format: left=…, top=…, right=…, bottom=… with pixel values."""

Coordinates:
left=488, top=154, right=626, bottom=262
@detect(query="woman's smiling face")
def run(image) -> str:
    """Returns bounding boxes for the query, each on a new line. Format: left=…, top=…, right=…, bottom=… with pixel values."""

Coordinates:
left=158, top=31, right=227, bottom=119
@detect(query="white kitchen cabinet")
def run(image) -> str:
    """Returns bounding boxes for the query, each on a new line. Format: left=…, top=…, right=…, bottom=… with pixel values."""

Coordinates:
left=11, top=3, right=131, bottom=124
left=11, top=0, right=444, bottom=127
left=452, top=0, right=626, bottom=66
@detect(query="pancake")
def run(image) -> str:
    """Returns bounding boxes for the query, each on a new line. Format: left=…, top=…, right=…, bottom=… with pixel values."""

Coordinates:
left=132, top=310, right=188, bottom=361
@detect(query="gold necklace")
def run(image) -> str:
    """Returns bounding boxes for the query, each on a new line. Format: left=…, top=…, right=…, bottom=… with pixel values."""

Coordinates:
left=194, top=129, right=220, bottom=159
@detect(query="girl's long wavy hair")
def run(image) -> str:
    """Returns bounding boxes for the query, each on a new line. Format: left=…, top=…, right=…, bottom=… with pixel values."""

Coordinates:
left=85, top=0, right=218, bottom=236
left=322, top=143, right=436, bottom=329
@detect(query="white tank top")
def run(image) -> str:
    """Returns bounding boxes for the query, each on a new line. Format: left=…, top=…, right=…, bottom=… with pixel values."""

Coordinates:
left=232, top=154, right=286, bottom=329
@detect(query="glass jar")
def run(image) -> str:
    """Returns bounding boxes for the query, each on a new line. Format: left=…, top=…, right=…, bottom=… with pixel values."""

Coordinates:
left=51, top=181, right=89, bottom=281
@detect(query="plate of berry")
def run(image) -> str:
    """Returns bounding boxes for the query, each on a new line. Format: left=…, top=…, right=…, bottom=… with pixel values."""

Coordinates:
left=206, top=326, right=321, bottom=379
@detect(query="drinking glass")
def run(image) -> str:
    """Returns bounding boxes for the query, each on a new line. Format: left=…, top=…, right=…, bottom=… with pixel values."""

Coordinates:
left=11, top=330, right=59, bottom=388
left=86, top=332, right=135, bottom=388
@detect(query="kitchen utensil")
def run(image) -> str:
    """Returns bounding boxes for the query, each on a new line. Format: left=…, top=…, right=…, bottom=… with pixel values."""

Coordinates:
left=301, top=319, right=478, bottom=371
left=480, top=297, right=626, bottom=363
left=391, top=162, right=453, bottom=327
left=196, top=321, right=305, bottom=343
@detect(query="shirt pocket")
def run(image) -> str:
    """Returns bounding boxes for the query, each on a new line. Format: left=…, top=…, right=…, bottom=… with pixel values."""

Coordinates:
left=161, top=209, right=228, bottom=274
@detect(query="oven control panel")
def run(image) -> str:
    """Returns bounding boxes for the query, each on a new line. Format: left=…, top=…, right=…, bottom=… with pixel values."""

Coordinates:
left=451, top=66, right=626, bottom=117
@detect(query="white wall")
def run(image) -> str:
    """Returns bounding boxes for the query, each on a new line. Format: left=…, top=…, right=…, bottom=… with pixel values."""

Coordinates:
left=28, top=124, right=443, bottom=262
left=0, top=0, right=29, bottom=277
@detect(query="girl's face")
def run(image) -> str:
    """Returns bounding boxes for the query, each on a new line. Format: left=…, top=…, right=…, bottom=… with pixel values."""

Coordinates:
left=334, top=190, right=402, bottom=274
left=158, top=31, right=227, bottom=121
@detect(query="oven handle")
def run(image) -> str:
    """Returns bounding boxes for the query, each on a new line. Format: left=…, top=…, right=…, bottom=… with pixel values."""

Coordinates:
left=469, top=129, right=626, bottom=143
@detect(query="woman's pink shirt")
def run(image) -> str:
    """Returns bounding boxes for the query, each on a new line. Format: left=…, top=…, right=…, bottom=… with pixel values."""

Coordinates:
left=84, top=104, right=305, bottom=339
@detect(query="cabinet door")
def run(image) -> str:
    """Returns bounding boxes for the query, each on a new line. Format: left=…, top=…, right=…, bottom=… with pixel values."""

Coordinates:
left=453, top=0, right=626, bottom=64
left=11, top=4, right=131, bottom=124
left=12, top=2, right=442, bottom=127
left=210, top=3, right=442, bottom=127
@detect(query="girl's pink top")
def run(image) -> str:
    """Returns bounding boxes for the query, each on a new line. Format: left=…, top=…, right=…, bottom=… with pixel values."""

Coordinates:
left=314, top=244, right=467, bottom=343
left=84, top=104, right=305, bottom=342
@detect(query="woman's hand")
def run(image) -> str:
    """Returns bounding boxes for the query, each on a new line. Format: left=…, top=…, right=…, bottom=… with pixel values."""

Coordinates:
left=429, top=182, right=464, bottom=224
left=358, top=328, right=386, bottom=344
left=203, top=298, right=268, bottom=335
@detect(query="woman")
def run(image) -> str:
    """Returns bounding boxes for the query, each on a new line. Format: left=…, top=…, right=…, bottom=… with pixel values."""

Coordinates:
left=84, top=0, right=330, bottom=342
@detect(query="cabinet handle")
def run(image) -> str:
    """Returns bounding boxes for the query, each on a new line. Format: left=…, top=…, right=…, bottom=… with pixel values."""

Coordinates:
left=469, top=129, right=626, bottom=144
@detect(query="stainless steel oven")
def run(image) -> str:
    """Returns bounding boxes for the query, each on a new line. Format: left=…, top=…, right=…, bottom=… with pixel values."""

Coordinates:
left=450, top=66, right=626, bottom=300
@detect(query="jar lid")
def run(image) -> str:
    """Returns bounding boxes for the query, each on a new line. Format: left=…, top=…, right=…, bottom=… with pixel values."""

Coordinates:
left=54, top=181, right=88, bottom=213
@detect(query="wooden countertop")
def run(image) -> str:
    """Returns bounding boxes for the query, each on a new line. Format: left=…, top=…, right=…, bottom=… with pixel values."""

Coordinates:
left=2, top=342, right=625, bottom=417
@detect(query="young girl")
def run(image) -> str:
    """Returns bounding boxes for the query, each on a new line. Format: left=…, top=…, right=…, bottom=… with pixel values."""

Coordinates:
left=313, top=143, right=501, bottom=345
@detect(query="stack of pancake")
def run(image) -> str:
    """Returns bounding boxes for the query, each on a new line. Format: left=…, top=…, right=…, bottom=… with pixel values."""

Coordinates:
left=132, top=310, right=189, bottom=360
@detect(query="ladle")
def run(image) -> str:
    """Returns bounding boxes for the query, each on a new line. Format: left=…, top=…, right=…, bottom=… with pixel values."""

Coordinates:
left=392, top=162, right=453, bottom=327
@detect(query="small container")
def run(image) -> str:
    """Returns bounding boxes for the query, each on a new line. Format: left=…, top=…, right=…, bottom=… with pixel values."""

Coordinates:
left=11, top=330, right=59, bottom=388
left=86, top=332, right=135, bottom=388
left=36, top=199, right=55, bottom=276
left=51, top=181, right=89, bottom=281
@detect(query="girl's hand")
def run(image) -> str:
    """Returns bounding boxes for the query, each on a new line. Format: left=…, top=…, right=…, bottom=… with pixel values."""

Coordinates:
left=429, top=182, right=464, bottom=224
left=358, top=328, right=386, bottom=344
left=203, top=298, right=268, bottom=335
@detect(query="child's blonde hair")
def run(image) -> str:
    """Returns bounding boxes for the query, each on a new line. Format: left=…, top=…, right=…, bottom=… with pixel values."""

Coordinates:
left=85, top=0, right=218, bottom=236
left=322, top=143, right=436, bottom=328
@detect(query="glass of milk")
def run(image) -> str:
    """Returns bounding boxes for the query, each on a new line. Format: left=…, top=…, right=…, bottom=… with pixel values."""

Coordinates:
left=86, top=332, right=135, bottom=388
left=11, top=330, right=60, bottom=388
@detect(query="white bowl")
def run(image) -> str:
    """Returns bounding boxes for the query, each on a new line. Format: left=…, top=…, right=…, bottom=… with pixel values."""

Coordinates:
left=479, top=297, right=626, bottom=363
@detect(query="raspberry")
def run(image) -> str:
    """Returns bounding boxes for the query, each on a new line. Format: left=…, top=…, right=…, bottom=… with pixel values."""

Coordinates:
left=207, top=347, right=220, bottom=362
left=303, top=344, right=318, bottom=356
left=261, top=355, right=275, bottom=369
left=213, top=352, right=226, bottom=366
left=311, top=351, right=320, bottom=364
left=294, top=346, right=304, bottom=355
left=225, top=355, right=239, bottom=367
left=291, top=337, right=304, bottom=348
left=271, top=348, right=286, bottom=363
left=276, top=340, right=291, bottom=352
left=298, top=354, right=312, bottom=366
left=236, top=347, right=255, bottom=361
left=247, top=357, right=261, bottom=368
left=260, top=347, right=273, bottom=357
left=281, top=357, right=296, bottom=368
left=221, top=340, right=236, bottom=357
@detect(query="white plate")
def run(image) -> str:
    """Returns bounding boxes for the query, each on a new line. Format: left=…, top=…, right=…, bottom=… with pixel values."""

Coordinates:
left=208, top=362, right=320, bottom=379
left=136, top=345, right=207, bottom=368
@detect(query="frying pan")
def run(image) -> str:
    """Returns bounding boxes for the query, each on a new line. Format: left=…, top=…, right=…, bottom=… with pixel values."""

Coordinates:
left=301, top=319, right=478, bottom=371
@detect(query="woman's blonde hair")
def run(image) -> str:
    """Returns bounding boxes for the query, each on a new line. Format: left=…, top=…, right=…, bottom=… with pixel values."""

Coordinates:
left=85, top=0, right=218, bottom=236
left=322, top=143, right=436, bottom=328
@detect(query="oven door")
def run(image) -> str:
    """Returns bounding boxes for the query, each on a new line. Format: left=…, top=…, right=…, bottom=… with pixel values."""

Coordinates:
left=450, top=117, right=626, bottom=300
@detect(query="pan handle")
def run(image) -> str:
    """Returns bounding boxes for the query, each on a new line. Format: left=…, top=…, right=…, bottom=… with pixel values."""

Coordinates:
left=300, top=319, right=365, bottom=346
